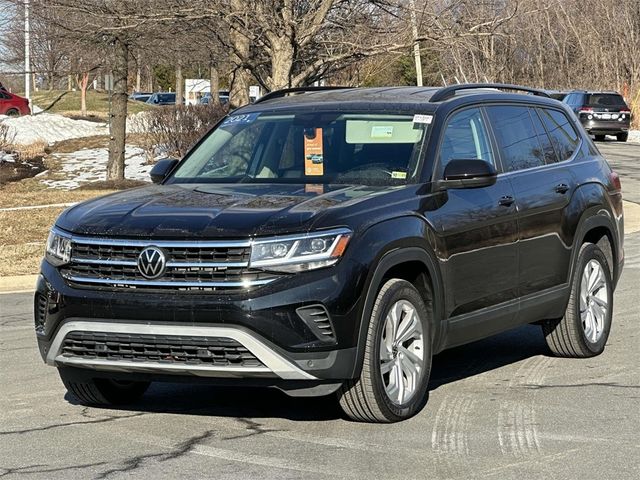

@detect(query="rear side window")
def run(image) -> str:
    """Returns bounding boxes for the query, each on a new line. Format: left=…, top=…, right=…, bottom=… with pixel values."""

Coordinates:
left=438, top=108, right=493, bottom=170
left=486, top=105, right=545, bottom=172
left=586, top=94, right=627, bottom=108
left=537, top=108, right=580, bottom=162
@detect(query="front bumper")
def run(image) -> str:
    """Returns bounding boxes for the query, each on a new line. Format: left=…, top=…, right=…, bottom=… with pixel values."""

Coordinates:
left=35, top=256, right=368, bottom=382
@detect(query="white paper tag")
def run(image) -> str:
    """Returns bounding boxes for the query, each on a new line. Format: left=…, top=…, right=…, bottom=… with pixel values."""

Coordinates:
left=371, top=126, right=394, bottom=138
left=413, top=114, right=433, bottom=124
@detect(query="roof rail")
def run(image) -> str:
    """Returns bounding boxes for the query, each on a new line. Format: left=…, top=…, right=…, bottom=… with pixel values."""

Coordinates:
left=430, top=83, right=551, bottom=102
left=253, top=86, right=352, bottom=104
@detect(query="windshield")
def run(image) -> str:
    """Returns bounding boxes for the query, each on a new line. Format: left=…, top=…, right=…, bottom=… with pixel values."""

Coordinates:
left=168, top=111, right=429, bottom=186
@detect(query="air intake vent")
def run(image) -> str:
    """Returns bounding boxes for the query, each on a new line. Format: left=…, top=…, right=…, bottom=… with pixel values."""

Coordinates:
left=34, top=293, right=47, bottom=334
left=296, top=305, right=335, bottom=343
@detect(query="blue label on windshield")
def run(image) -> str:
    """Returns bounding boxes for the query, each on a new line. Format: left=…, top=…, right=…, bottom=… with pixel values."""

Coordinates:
left=221, top=113, right=260, bottom=127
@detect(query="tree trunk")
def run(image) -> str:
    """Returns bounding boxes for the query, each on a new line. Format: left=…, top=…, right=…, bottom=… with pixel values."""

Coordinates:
left=210, top=63, right=220, bottom=106
left=229, top=27, right=250, bottom=107
left=79, top=72, right=89, bottom=116
left=175, top=64, right=183, bottom=106
left=136, top=65, right=141, bottom=92
left=107, top=37, right=128, bottom=182
left=270, top=40, right=294, bottom=89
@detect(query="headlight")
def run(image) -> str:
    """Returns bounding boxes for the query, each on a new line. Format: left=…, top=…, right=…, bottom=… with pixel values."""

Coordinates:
left=250, top=228, right=351, bottom=273
left=45, top=228, right=72, bottom=266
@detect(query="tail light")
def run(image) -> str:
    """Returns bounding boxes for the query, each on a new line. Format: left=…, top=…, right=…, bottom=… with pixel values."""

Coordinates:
left=579, top=107, right=593, bottom=113
left=609, top=171, right=622, bottom=192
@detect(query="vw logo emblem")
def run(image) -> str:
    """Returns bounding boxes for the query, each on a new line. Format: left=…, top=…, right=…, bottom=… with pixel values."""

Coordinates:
left=137, top=247, right=167, bottom=279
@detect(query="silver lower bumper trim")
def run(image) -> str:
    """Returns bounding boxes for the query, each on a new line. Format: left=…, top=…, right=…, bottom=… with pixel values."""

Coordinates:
left=46, top=321, right=317, bottom=381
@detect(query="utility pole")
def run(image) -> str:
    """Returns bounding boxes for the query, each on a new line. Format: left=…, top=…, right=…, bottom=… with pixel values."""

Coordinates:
left=408, top=0, right=423, bottom=87
left=24, top=0, right=31, bottom=107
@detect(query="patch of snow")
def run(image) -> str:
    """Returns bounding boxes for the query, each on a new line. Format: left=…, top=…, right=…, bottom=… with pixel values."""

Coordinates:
left=1, top=152, right=15, bottom=163
left=41, top=146, right=152, bottom=190
left=628, top=130, right=640, bottom=144
left=0, top=113, right=108, bottom=145
left=31, top=104, right=44, bottom=114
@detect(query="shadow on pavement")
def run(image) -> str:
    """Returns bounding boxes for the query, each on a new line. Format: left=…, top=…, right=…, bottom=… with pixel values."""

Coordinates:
left=71, top=324, right=550, bottom=422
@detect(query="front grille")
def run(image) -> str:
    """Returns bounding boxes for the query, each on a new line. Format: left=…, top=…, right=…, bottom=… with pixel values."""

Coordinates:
left=62, top=237, right=281, bottom=291
left=61, top=331, right=263, bottom=367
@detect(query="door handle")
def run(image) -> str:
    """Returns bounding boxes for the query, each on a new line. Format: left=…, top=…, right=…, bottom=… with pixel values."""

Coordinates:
left=555, top=183, right=570, bottom=194
left=498, top=195, right=515, bottom=207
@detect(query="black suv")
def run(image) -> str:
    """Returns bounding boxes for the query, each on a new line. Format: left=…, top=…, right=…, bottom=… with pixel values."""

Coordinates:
left=563, top=90, right=632, bottom=142
left=35, top=84, right=624, bottom=422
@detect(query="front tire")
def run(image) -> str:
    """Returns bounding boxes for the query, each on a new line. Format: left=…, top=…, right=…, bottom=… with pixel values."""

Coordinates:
left=5, top=108, right=19, bottom=117
left=542, top=243, right=613, bottom=358
left=58, top=368, right=150, bottom=406
left=338, top=279, right=432, bottom=422
left=594, top=134, right=606, bottom=142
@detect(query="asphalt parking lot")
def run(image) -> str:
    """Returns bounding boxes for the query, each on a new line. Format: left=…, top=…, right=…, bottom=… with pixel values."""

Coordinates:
left=1, top=140, right=639, bottom=480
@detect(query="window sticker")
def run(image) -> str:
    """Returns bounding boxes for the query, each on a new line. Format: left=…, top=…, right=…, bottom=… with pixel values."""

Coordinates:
left=304, top=128, right=324, bottom=176
left=413, top=114, right=433, bottom=125
left=221, top=112, right=260, bottom=127
left=391, top=171, right=407, bottom=179
left=305, top=184, right=324, bottom=194
left=371, top=125, right=394, bottom=139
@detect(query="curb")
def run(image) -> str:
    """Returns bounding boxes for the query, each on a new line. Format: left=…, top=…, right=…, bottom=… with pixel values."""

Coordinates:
left=0, top=274, right=38, bottom=294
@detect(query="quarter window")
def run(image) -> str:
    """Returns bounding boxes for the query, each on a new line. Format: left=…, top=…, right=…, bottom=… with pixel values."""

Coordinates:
left=529, top=108, right=558, bottom=164
left=438, top=108, right=493, bottom=171
left=537, top=108, right=580, bottom=162
left=486, top=105, right=545, bottom=172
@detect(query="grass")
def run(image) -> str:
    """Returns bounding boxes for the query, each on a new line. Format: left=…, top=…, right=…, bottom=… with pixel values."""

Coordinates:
left=0, top=183, right=117, bottom=275
left=27, top=90, right=151, bottom=119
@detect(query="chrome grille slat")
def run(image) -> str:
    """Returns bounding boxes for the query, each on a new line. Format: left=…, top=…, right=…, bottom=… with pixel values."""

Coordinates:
left=63, top=235, right=278, bottom=291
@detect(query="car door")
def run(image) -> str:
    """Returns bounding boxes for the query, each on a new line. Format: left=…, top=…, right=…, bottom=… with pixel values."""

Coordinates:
left=428, top=107, right=519, bottom=344
left=485, top=105, right=578, bottom=308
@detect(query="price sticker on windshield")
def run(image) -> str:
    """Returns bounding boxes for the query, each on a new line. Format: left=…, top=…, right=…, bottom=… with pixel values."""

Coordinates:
left=221, top=113, right=260, bottom=127
left=304, top=128, right=324, bottom=176
left=413, top=114, right=433, bottom=125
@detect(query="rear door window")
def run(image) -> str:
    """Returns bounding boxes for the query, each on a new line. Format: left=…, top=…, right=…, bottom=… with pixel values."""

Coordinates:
left=537, top=108, right=580, bottom=162
left=486, top=105, right=545, bottom=172
left=529, top=109, right=558, bottom=164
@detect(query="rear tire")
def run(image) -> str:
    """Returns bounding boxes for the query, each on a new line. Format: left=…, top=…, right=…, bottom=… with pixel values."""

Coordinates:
left=594, top=134, right=606, bottom=142
left=542, top=243, right=613, bottom=358
left=5, top=108, right=19, bottom=117
left=58, top=368, right=150, bottom=406
left=338, top=279, right=432, bottom=422
left=616, top=132, right=628, bottom=142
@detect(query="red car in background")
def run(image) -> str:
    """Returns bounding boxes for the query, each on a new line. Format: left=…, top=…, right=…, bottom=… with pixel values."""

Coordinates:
left=0, top=90, right=31, bottom=116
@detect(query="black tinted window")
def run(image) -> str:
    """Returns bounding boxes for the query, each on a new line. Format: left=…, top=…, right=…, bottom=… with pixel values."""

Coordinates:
left=438, top=108, right=493, bottom=170
left=529, top=109, right=558, bottom=164
left=586, top=94, right=627, bottom=108
left=537, top=108, right=580, bottom=161
left=486, top=105, right=545, bottom=172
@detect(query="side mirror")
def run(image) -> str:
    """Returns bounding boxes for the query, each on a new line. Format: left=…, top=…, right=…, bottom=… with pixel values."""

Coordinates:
left=437, top=159, right=497, bottom=189
left=150, top=158, right=179, bottom=184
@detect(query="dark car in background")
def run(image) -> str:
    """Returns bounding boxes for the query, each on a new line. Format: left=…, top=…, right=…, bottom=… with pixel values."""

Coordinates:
left=199, top=91, right=230, bottom=106
left=563, top=91, right=631, bottom=141
left=146, top=92, right=177, bottom=106
left=0, top=90, right=30, bottom=116
left=35, top=84, right=624, bottom=423
left=129, top=92, right=152, bottom=103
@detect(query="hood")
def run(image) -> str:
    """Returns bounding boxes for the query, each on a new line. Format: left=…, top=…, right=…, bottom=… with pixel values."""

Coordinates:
left=56, top=183, right=398, bottom=238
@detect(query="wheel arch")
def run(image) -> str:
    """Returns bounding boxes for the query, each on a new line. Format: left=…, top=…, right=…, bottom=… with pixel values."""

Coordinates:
left=350, top=245, right=445, bottom=379
left=571, top=207, right=621, bottom=287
